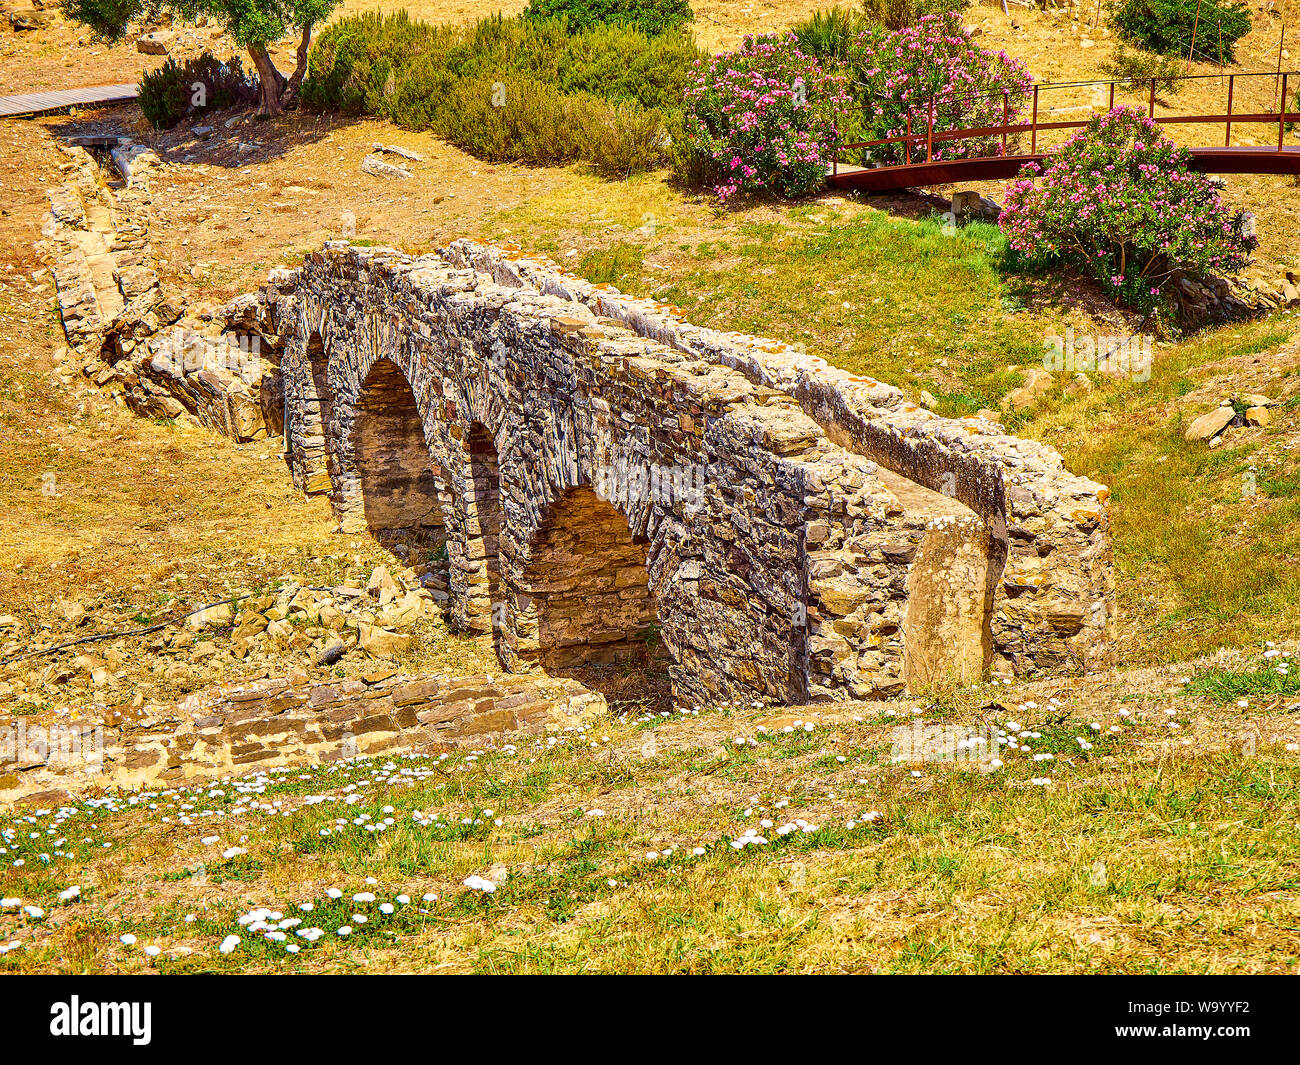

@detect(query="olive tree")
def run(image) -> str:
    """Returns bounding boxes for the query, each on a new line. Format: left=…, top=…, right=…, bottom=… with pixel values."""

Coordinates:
left=62, top=0, right=338, bottom=116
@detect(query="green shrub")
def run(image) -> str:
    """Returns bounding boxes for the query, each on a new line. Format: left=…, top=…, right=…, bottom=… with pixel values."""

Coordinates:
left=791, top=7, right=872, bottom=61
left=302, top=13, right=698, bottom=114
left=1111, top=0, right=1251, bottom=64
left=426, top=75, right=664, bottom=175
left=1001, top=108, right=1255, bottom=314
left=581, top=98, right=669, bottom=176
left=860, top=0, right=969, bottom=30
left=138, top=52, right=257, bottom=130
left=665, top=108, right=724, bottom=188
left=1100, top=44, right=1185, bottom=94
left=301, top=13, right=692, bottom=175
left=523, top=0, right=693, bottom=36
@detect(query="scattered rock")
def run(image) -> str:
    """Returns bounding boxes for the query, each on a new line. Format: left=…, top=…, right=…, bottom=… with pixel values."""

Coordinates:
left=136, top=30, right=174, bottom=54
left=367, top=565, right=401, bottom=605
left=54, top=598, right=85, bottom=626
left=361, top=154, right=412, bottom=181
left=190, top=641, right=218, bottom=662
left=362, top=665, right=399, bottom=684
left=1245, top=406, right=1270, bottom=427
left=1185, top=405, right=1235, bottom=442
left=357, top=622, right=410, bottom=658
left=1002, top=367, right=1053, bottom=412
left=316, top=637, right=347, bottom=666
left=187, top=602, right=234, bottom=631
left=371, top=143, right=423, bottom=162
left=8, top=9, right=54, bottom=31
left=1065, top=372, right=1093, bottom=396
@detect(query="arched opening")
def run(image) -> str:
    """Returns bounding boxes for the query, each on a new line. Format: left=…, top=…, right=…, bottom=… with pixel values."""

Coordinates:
left=352, top=359, right=445, bottom=565
left=517, top=486, right=667, bottom=699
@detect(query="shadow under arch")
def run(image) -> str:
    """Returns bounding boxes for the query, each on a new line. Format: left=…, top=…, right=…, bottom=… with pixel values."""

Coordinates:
left=350, top=357, right=445, bottom=561
left=515, top=484, right=671, bottom=707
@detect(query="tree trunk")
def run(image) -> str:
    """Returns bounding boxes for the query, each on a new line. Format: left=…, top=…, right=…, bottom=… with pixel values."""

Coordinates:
left=280, top=24, right=314, bottom=110
left=247, top=43, right=286, bottom=117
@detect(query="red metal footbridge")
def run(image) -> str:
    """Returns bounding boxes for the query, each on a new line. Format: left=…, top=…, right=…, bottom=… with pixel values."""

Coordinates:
left=829, top=71, right=1300, bottom=192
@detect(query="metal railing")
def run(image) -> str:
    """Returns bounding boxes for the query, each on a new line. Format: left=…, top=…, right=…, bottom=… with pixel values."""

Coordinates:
left=833, top=70, right=1300, bottom=176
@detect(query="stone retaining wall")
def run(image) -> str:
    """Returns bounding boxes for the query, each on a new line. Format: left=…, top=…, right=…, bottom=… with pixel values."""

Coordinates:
left=0, top=672, right=603, bottom=805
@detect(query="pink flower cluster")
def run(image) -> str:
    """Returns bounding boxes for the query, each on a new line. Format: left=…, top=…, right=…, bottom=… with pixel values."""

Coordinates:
left=684, top=33, right=850, bottom=201
left=1000, top=107, right=1254, bottom=311
left=849, top=13, right=1032, bottom=165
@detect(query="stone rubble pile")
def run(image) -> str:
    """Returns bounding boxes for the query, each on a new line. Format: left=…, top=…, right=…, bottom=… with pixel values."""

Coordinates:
left=0, top=565, right=452, bottom=714
left=1184, top=393, right=1277, bottom=445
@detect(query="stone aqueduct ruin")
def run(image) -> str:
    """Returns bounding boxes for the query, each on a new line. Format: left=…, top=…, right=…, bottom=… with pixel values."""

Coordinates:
left=239, top=240, right=1115, bottom=707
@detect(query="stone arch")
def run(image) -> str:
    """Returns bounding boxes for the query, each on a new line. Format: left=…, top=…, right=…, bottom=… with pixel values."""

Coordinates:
left=510, top=485, right=663, bottom=676
left=345, top=357, right=445, bottom=556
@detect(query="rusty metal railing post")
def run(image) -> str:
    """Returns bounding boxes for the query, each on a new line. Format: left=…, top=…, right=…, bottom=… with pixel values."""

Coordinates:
left=1280, top=73, right=1289, bottom=153
left=926, top=96, right=935, bottom=162
left=1225, top=74, right=1234, bottom=146
left=906, top=111, right=913, bottom=165
left=1108, top=80, right=1115, bottom=111
left=1002, top=91, right=1009, bottom=156
left=1030, top=84, right=1039, bottom=154
left=1149, top=77, right=1156, bottom=119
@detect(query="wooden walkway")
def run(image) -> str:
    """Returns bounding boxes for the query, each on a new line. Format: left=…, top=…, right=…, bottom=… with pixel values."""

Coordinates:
left=0, top=84, right=138, bottom=119
left=830, top=146, right=1300, bottom=192
left=832, top=71, right=1300, bottom=193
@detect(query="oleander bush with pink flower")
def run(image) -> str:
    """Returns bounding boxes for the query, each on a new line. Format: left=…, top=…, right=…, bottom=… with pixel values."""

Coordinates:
left=999, top=107, right=1255, bottom=313
left=845, top=12, right=1031, bottom=165
left=680, top=33, right=850, bottom=201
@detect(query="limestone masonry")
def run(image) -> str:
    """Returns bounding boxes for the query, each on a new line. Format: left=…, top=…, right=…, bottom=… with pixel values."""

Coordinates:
left=0, top=672, right=605, bottom=804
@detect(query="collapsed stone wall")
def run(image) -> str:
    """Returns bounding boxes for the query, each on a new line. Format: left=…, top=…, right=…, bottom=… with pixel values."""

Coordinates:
left=43, top=139, right=281, bottom=442
left=234, top=241, right=1115, bottom=707
left=0, top=671, right=603, bottom=805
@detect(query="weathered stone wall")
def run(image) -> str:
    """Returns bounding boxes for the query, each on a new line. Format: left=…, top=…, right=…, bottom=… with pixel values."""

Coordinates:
left=0, top=672, right=603, bottom=805
left=440, top=240, right=1115, bottom=681
left=242, top=241, right=1114, bottom=707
